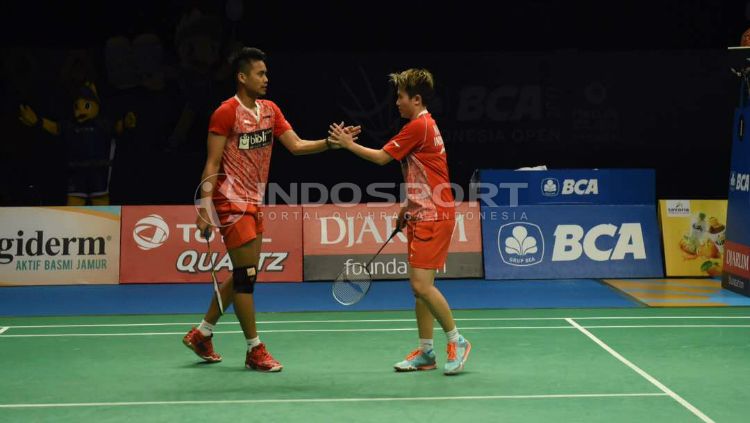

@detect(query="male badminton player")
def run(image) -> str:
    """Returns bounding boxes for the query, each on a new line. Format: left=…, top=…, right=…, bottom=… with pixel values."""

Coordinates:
left=328, top=68, right=471, bottom=375
left=183, top=47, right=359, bottom=372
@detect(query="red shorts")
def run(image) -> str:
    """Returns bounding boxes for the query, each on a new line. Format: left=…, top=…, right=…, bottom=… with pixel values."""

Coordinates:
left=406, top=219, right=454, bottom=269
left=214, top=201, right=264, bottom=250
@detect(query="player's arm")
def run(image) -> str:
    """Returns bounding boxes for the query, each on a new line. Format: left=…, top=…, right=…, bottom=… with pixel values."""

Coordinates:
left=277, top=124, right=361, bottom=155
left=195, top=132, right=227, bottom=233
left=328, top=123, right=393, bottom=166
left=277, top=130, right=329, bottom=155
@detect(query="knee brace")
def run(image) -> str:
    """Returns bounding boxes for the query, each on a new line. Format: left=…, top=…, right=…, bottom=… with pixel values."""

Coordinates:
left=233, top=265, right=257, bottom=294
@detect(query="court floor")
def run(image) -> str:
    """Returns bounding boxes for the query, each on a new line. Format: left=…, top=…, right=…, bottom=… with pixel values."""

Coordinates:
left=1, top=307, right=748, bottom=422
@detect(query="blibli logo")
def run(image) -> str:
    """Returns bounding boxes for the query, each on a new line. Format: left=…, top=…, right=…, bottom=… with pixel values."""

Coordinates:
left=238, top=129, right=272, bottom=150
left=551, top=223, right=646, bottom=261
left=498, top=222, right=544, bottom=266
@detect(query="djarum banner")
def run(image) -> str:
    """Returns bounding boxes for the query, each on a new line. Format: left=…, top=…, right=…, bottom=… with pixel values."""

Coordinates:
left=303, top=202, right=483, bottom=280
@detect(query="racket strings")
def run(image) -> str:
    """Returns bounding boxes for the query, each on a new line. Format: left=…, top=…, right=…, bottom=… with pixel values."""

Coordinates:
left=332, top=263, right=372, bottom=305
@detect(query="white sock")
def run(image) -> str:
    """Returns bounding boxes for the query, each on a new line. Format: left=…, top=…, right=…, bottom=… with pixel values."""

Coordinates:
left=197, top=320, right=214, bottom=337
left=420, top=338, right=434, bottom=353
left=445, top=327, right=460, bottom=344
left=247, top=336, right=261, bottom=350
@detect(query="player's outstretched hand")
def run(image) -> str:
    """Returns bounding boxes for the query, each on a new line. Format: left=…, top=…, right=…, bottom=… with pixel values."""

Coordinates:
left=343, top=123, right=361, bottom=138
left=328, top=121, right=359, bottom=150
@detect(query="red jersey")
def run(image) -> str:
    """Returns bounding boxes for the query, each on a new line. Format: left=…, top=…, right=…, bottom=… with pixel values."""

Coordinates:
left=208, top=96, right=292, bottom=204
left=383, top=111, right=455, bottom=221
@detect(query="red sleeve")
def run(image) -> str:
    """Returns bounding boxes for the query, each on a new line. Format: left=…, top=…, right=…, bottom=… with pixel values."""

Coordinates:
left=268, top=101, right=293, bottom=138
left=382, top=119, right=426, bottom=161
left=208, top=103, right=235, bottom=136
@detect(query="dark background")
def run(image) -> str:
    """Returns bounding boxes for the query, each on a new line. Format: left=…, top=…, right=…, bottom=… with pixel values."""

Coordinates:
left=1, top=0, right=748, bottom=206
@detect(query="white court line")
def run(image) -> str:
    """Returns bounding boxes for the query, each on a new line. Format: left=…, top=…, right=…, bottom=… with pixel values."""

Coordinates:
left=5, top=320, right=417, bottom=329
left=570, top=316, right=750, bottom=320
left=0, top=326, right=572, bottom=338
left=565, top=318, right=715, bottom=423
left=5, top=315, right=750, bottom=329
left=585, top=325, right=750, bottom=329
left=0, top=392, right=668, bottom=409
left=0, top=327, right=8, bottom=335
left=3, top=324, right=750, bottom=338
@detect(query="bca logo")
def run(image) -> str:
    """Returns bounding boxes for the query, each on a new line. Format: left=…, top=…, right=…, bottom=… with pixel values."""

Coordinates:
left=731, top=171, right=750, bottom=192
left=133, top=214, right=170, bottom=250
left=561, top=179, right=599, bottom=195
left=542, top=179, right=598, bottom=196
left=552, top=223, right=646, bottom=261
left=498, top=222, right=544, bottom=266
left=541, top=178, right=559, bottom=196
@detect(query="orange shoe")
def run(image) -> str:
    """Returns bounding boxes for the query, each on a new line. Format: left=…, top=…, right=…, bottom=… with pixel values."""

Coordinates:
left=245, top=343, right=283, bottom=372
left=182, top=327, right=222, bottom=363
left=444, top=336, right=471, bottom=375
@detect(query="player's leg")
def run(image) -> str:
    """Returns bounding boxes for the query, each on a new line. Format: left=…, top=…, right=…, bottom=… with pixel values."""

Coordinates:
left=394, top=220, right=447, bottom=372
left=183, top=235, right=263, bottom=365
left=408, top=220, right=471, bottom=375
left=195, top=206, right=246, bottom=326
left=409, top=267, right=456, bottom=332
left=229, top=233, right=283, bottom=372
left=394, top=295, right=438, bottom=371
left=227, top=236, right=262, bottom=341
left=416, top=297, right=434, bottom=345
left=183, top=205, right=253, bottom=363
left=221, top=208, right=282, bottom=372
left=183, top=267, right=236, bottom=363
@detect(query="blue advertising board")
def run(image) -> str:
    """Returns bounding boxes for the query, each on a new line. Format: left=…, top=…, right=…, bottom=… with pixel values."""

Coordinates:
left=726, top=106, right=750, bottom=243
left=475, top=169, right=655, bottom=206
left=723, top=101, right=750, bottom=296
left=481, top=205, right=664, bottom=279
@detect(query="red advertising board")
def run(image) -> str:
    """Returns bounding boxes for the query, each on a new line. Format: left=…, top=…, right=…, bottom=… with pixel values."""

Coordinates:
left=120, top=205, right=302, bottom=283
left=303, top=202, right=483, bottom=280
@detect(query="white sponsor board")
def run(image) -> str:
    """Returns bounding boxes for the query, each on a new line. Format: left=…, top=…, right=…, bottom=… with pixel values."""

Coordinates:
left=0, top=207, right=121, bottom=285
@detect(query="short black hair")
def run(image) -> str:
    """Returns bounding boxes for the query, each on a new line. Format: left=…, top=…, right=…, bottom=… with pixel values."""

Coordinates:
left=229, top=47, right=266, bottom=74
